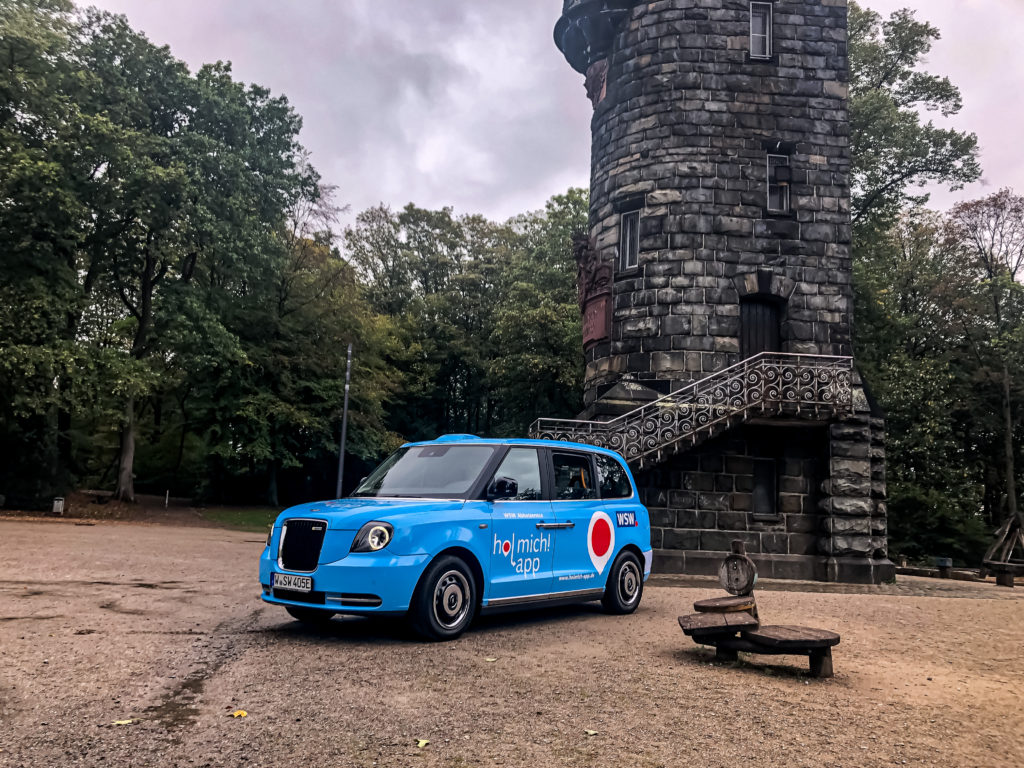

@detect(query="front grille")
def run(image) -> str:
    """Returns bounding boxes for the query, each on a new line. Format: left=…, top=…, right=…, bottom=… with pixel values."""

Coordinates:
left=279, top=518, right=327, bottom=572
left=273, top=588, right=326, bottom=605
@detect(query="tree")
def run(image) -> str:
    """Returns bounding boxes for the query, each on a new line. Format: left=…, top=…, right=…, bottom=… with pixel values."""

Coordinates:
left=198, top=179, right=402, bottom=505
left=490, top=188, right=588, bottom=435
left=944, top=190, right=1024, bottom=555
left=64, top=12, right=308, bottom=501
left=0, top=0, right=83, bottom=504
left=853, top=209, right=989, bottom=562
left=849, top=2, right=981, bottom=235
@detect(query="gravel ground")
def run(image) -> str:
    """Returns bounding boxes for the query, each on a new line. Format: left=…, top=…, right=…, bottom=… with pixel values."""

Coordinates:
left=0, top=518, right=1021, bottom=768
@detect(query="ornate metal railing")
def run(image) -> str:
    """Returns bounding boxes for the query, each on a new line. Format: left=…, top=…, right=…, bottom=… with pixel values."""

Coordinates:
left=529, top=353, right=854, bottom=467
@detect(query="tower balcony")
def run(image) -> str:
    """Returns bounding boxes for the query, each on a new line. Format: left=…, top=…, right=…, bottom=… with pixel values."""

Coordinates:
left=554, top=0, right=636, bottom=74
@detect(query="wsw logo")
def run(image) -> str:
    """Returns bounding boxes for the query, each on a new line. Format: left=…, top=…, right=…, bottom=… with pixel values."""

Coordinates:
left=587, top=511, right=615, bottom=575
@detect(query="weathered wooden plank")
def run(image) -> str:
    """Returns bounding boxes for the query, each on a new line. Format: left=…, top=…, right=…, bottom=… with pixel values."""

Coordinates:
left=741, top=625, right=840, bottom=649
left=678, top=612, right=758, bottom=637
left=693, top=595, right=757, bottom=614
left=690, top=636, right=838, bottom=678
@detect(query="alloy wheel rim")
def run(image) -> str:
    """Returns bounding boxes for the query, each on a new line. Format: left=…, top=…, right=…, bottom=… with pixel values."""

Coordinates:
left=433, top=570, right=471, bottom=630
left=618, top=560, right=640, bottom=605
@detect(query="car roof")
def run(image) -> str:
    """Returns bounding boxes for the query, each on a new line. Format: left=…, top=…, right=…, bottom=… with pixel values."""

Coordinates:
left=402, top=434, right=626, bottom=460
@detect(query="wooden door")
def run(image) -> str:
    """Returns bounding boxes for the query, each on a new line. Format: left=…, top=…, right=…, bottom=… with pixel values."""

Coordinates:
left=740, top=299, right=781, bottom=359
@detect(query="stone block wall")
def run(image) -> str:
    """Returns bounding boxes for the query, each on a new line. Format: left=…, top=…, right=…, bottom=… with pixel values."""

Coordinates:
left=583, top=0, right=853, bottom=404
left=639, top=423, right=830, bottom=579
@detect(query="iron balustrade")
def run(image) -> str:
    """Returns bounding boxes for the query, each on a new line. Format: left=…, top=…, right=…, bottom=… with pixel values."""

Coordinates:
left=529, top=353, right=854, bottom=467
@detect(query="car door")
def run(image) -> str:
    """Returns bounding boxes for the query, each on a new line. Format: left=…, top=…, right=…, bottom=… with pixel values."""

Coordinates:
left=486, top=446, right=555, bottom=602
left=594, top=452, right=651, bottom=575
left=547, top=449, right=610, bottom=596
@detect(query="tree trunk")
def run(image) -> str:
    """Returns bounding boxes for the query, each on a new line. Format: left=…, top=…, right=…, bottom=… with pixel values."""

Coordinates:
left=114, top=397, right=136, bottom=503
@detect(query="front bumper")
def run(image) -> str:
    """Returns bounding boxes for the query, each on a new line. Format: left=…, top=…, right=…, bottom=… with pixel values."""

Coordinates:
left=259, top=548, right=431, bottom=614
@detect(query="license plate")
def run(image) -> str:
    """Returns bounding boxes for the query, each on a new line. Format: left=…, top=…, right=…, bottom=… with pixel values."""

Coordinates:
left=272, top=573, right=312, bottom=593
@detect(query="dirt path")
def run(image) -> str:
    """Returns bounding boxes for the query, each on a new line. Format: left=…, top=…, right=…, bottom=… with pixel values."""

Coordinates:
left=0, top=519, right=1021, bottom=767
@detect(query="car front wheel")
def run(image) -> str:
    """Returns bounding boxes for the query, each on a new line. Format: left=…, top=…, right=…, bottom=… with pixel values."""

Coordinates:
left=601, top=551, right=643, bottom=614
left=410, top=555, right=477, bottom=641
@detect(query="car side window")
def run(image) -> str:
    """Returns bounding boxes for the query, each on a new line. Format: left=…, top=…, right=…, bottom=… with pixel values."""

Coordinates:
left=595, top=454, right=632, bottom=499
left=489, top=448, right=543, bottom=500
left=552, top=452, right=598, bottom=500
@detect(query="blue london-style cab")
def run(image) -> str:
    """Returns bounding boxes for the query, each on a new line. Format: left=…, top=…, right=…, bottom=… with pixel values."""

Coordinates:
left=259, top=435, right=652, bottom=640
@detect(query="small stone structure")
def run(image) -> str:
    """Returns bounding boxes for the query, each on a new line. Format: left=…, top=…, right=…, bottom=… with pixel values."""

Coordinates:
left=541, top=0, right=894, bottom=583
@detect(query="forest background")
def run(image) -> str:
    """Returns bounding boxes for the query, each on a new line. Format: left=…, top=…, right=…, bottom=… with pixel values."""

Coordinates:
left=2, top=0, right=1021, bottom=565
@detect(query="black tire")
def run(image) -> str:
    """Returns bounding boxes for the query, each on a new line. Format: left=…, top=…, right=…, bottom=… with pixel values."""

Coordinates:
left=410, top=555, right=477, bottom=641
left=601, top=550, right=644, bottom=614
left=286, top=606, right=336, bottom=625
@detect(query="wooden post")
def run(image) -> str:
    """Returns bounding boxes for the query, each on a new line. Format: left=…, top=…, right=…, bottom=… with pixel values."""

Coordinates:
left=810, top=649, right=834, bottom=678
left=996, top=571, right=1015, bottom=588
left=716, top=646, right=738, bottom=663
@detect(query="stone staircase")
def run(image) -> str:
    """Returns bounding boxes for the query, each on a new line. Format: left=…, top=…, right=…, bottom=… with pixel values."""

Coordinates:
left=529, top=353, right=854, bottom=468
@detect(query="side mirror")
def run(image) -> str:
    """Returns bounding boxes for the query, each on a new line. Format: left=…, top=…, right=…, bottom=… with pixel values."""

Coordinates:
left=488, top=476, right=519, bottom=500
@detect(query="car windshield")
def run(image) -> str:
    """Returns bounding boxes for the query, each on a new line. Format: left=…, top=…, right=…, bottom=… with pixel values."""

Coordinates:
left=352, top=444, right=500, bottom=499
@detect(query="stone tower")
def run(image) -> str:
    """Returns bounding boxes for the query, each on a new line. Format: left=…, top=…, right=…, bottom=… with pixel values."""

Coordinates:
left=539, top=0, right=894, bottom=584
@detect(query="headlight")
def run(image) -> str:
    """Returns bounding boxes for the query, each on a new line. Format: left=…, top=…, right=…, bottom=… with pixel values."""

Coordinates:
left=351, top=521, right=393, bottom=553
left=265, top=528, right=273, bottom=548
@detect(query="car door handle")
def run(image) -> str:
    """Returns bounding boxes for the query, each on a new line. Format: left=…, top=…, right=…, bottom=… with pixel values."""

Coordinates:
left=536, top=522, right=575, bottom=530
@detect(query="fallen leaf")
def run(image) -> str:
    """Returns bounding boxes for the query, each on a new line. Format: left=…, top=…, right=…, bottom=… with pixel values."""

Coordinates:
left=485, top=658, right=498, bottom=663
left=416, top=739, right=429, bottom=749
left=111, top=719, right=136, bottom=726
left=231, top=710, right=248, bottom=718
left=585, top=730, right=598, bottom=736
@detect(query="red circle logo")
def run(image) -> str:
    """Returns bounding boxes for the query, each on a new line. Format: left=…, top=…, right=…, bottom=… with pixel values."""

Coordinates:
left=502, top=540, right=511, bottom=556
left=591, top=518, right=611, bottom=558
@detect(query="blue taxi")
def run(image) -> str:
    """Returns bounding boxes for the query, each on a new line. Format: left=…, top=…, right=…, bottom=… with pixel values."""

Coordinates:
left=259, top=435, right=652, bottom=640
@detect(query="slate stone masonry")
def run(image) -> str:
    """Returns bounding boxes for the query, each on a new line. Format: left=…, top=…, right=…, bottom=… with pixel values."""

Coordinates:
left=553, top=0, right=894, bottom=583
left=582, top=0, right=854, bottom=399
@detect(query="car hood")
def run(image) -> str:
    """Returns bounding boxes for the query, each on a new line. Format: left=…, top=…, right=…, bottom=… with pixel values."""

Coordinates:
left=275, top=497, right=466, bottom=530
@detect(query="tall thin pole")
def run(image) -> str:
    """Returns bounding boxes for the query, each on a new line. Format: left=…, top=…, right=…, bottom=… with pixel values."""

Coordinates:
left=335, top=343, right=353, bottom=499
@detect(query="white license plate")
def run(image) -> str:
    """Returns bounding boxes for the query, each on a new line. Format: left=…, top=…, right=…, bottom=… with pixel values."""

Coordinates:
left=272, top=573, right=312, bottom=593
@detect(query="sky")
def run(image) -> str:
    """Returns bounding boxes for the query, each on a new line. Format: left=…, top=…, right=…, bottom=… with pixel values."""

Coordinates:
left=82, top=0, right=1022, bottom=224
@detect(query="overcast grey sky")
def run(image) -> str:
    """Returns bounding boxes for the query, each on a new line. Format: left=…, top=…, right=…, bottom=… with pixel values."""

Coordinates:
left=83, top=0, right=1020, bottom=222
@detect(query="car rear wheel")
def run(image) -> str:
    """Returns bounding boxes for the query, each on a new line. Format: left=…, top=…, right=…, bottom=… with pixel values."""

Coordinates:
left=601, top=551, right=643, bottom=615
left=286, top=606, right=336, bottom=625
left=410, top=555, right=477, bottom=641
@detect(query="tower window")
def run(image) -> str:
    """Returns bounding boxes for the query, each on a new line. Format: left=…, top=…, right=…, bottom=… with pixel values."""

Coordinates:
left=750, top=2, right=773, bottom=59
left=619, top=210, right=640, bottom=271
left=767, top=154, right=791, bottom=213
left=751, top=458, right=779, bottom=520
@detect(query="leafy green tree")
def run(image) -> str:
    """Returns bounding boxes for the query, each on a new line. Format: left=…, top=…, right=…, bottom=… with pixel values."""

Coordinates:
left=198, top=182, right=402, bottom=505
left=490, top=188, right=588, bottom=435
left=849, top=2, right=981, bottom=235
left=943, top=190, right=1024, bottom=548
left=854, top=210, right=989, bottom=561
left=0, top=0, right=83, bottom=504
left=64, top=12, right=309, bottom=501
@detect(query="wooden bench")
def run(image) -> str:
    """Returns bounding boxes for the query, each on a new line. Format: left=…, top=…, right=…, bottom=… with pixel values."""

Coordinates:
left=698, top=625, right=841, bottom=678
left=676, top=540, right=841, bottom=678
left=983, top=559, right=1024, bottom=588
